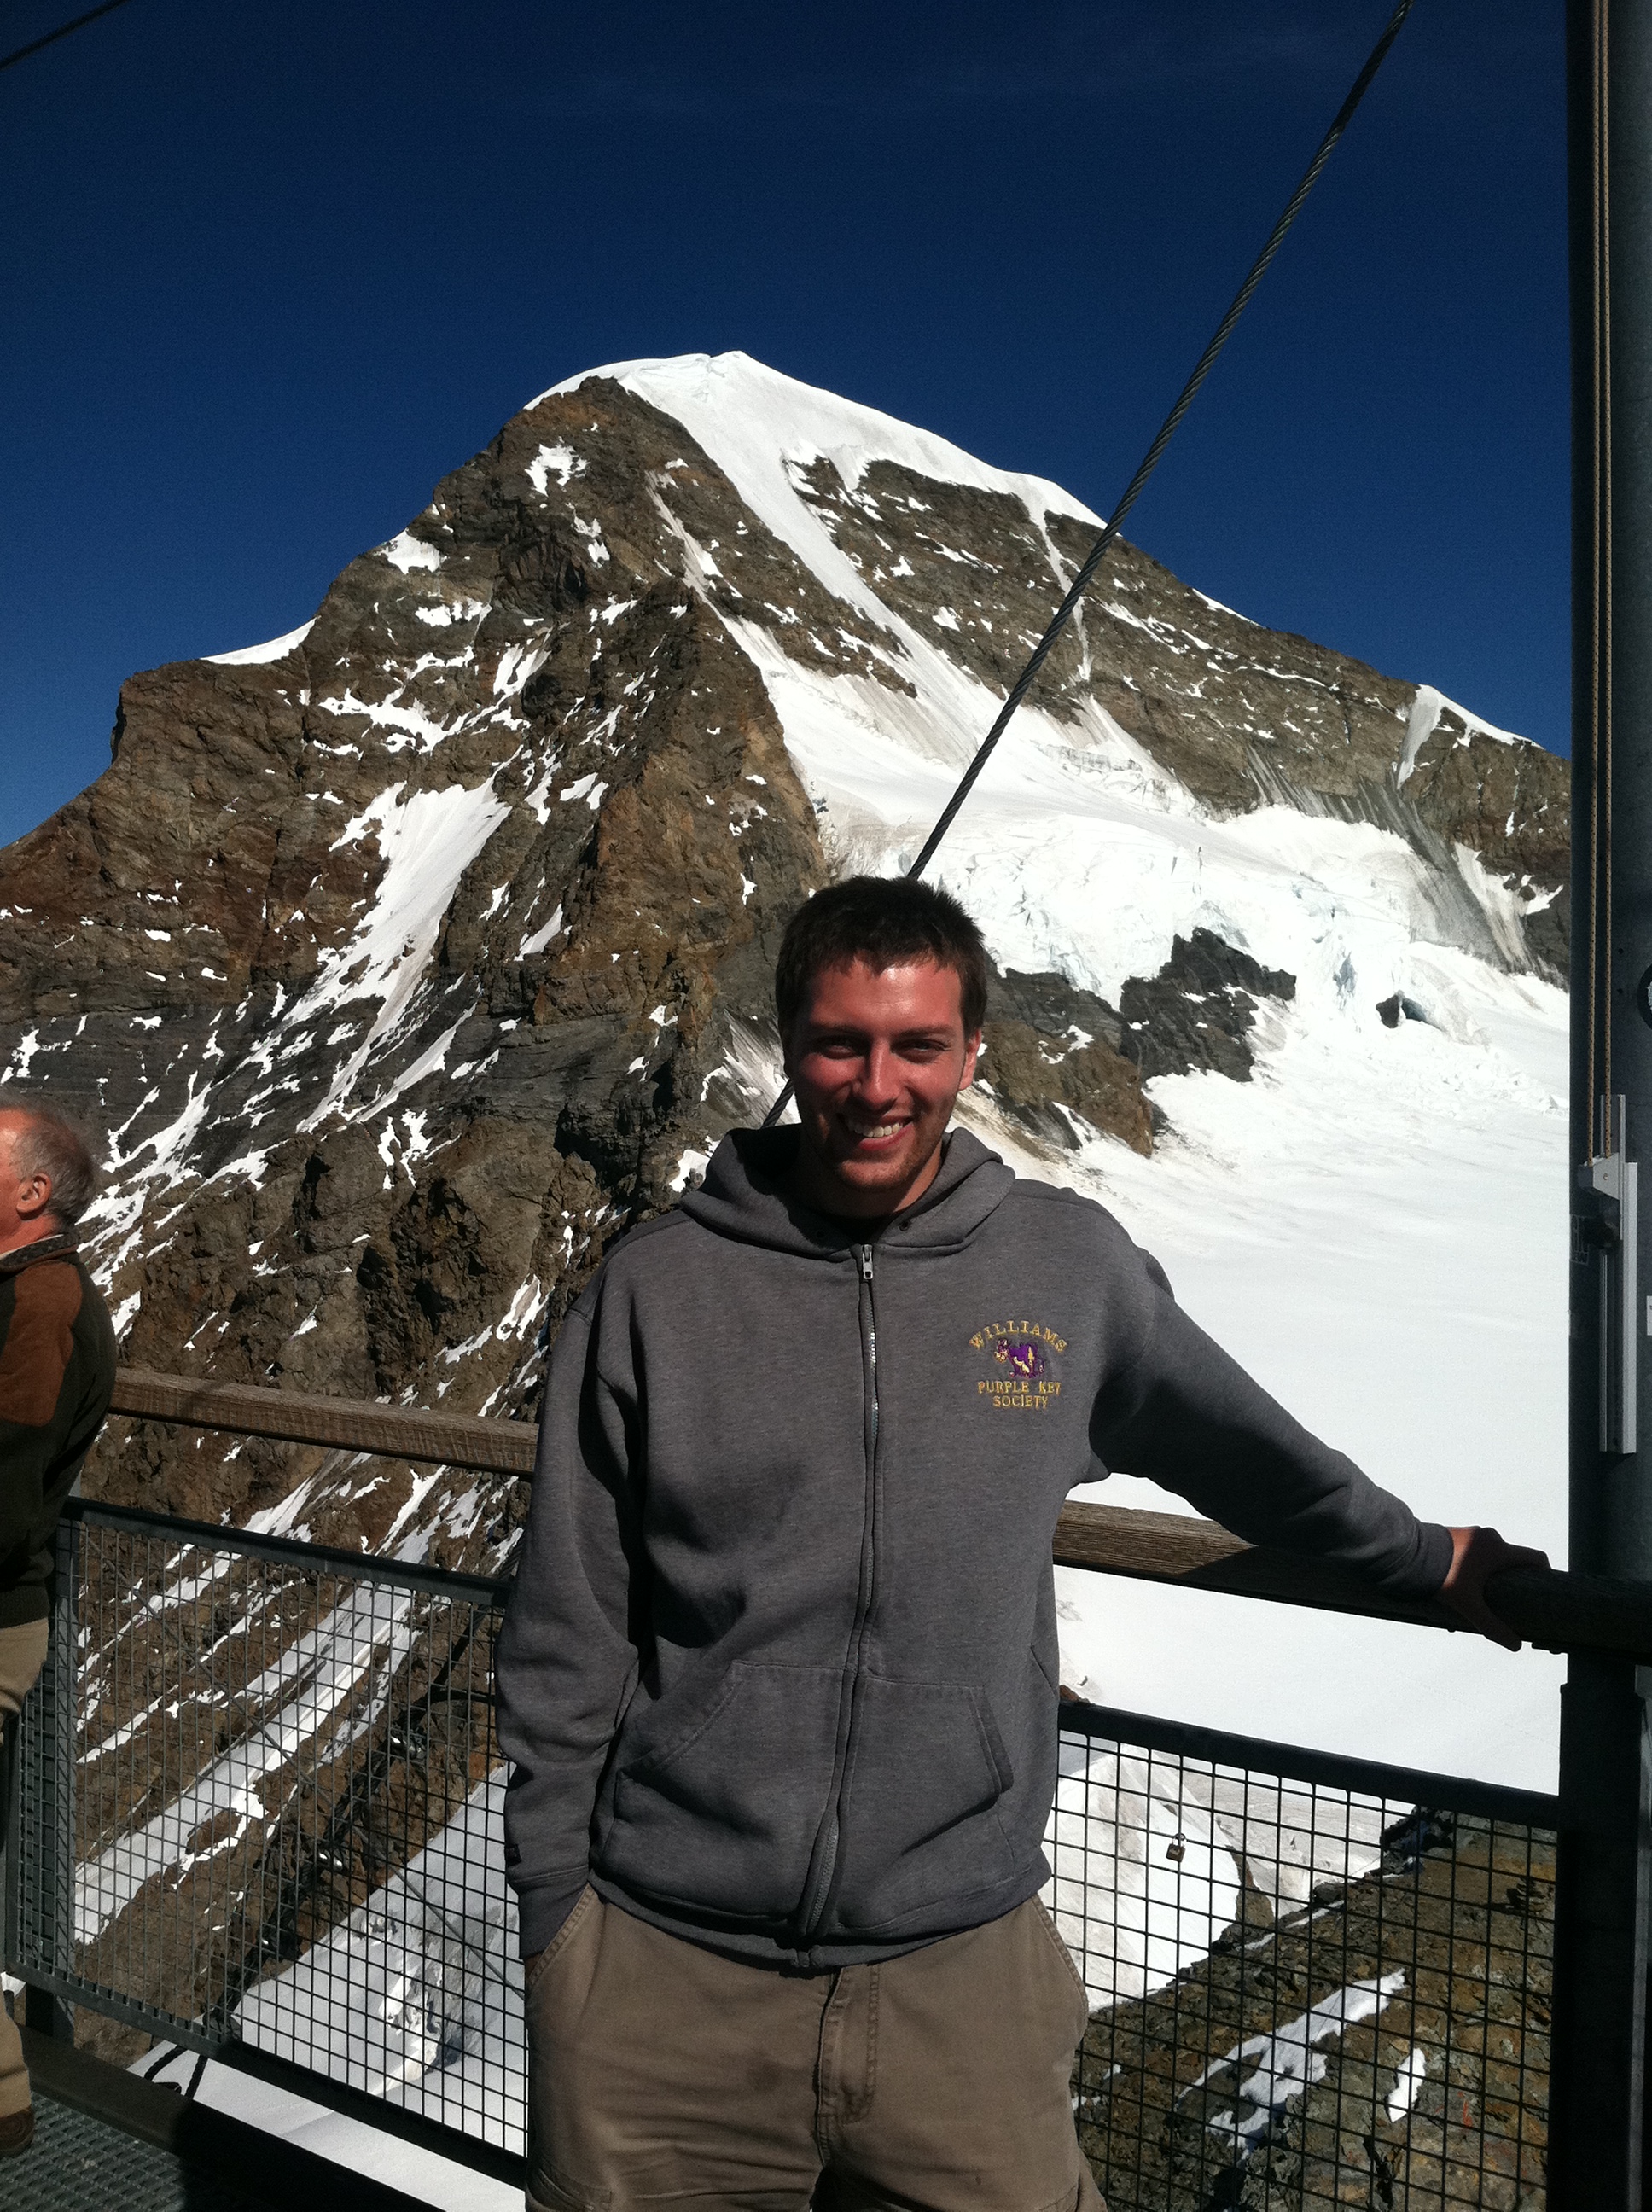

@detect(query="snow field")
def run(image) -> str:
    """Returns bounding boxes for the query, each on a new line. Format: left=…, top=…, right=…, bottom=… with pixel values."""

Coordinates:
left=234, top=1777, right=524, bottom=2152
left=1044, top=1732, right=1392, bottom=2008
left=205, top=619, right=316, bottom=667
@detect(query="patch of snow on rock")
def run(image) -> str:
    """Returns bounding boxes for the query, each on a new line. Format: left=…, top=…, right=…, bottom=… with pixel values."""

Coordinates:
left=206, top=620, right=316, bottom=667
left=288, top=780, right=510, bottom=1130
left=380, top=530, right=443, bottom=574
left=526, top=442, right=583, bottom=494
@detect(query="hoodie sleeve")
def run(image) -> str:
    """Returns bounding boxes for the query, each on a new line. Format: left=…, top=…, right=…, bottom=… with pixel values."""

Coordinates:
left=495, top=1289, right=645, bottom=1954
left=1091, top=1262, right=1453, bottom=1598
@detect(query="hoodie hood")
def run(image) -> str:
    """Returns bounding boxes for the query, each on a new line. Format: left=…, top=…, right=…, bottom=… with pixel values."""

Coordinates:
left=678, top=1125, right=1018, bottom=1257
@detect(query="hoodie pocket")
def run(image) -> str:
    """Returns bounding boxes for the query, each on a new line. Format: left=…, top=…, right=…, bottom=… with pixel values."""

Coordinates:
left=830, top=1672, right=1019, bottom=1933
left=601, top=1662, right=841, bottom=1923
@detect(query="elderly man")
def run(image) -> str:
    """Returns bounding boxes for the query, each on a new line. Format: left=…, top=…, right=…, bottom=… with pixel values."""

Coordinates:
left=0, top=1105, right=114, bottom=2155
left=497, top=876, right=1538, bottom=2212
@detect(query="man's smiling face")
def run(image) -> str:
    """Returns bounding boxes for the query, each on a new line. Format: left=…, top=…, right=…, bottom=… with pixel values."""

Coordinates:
left=783, top=957, right=980, bottom=1220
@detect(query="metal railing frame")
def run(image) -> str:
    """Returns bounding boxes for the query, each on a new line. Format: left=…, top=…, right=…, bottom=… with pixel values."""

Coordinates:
left=13, top=1495, right=524, bottom=2183
left=1058, top=1699, right=1562, bottom=1838
left=108, top=1365, right=1652, bottom=1656
left=7, top=1370, right=1617, bottom=2198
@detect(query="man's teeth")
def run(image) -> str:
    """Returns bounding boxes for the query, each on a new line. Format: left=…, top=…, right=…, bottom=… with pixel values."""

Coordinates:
left=846, top=1118, right=905, bottom=1140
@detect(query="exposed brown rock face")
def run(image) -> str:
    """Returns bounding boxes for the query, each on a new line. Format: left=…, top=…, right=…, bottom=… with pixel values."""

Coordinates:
left=980, top=964, right=1158, bottom=1160
left=4, top=381, right=842, bottom=1562
left=980, top=1016, right=1152, bottom=1155
left=0, top=357, right=1568, bottom=1563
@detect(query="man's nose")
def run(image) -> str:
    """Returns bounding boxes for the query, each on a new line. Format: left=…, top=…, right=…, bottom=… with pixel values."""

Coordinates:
left=856, top=1043, right=900, bottom=1103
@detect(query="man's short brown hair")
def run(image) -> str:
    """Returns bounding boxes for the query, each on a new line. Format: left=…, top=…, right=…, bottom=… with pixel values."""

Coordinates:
left=775, top=877, right=989, bottom=1041
left=6, top=1106, right=96, bottom=1226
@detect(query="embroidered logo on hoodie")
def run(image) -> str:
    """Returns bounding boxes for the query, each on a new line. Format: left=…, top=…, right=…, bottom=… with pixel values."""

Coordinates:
left=969, top=1319, right=1067, bottom=1411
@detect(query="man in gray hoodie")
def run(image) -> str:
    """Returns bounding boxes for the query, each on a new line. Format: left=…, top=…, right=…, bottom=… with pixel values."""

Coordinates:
left=496, top=876, right=1535, bottom=2212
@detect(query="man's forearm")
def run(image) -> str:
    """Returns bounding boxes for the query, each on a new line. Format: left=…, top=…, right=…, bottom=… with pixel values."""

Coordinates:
left=1096, top=1292, right=1453, bottom=1597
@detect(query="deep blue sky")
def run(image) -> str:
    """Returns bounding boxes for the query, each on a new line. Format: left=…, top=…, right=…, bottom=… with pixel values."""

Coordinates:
left=2, top=0, right=1567, bottom=850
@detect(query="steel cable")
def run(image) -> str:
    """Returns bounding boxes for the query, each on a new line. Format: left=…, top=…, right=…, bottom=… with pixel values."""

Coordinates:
left=905, top=0, right=1419, bottom=882
left=765, top=0, right=1418, bottom=1126
left=0, top=0, right=137, bottom=76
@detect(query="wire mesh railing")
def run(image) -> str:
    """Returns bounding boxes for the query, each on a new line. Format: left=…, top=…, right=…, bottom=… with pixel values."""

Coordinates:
left=1053, top=1703, right=1556, bottom=2209
left=5, top=1500, right=1559, bottom=2203
left=7, top=1499, right=522, bottom=2171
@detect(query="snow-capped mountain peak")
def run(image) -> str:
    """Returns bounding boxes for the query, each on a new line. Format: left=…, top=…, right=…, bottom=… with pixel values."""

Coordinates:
left=0, top=352, right=1567, bottom=1784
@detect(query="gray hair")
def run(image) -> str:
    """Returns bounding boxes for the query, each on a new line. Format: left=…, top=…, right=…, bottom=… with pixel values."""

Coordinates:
left=9, top=1109, right=96, bottom=1226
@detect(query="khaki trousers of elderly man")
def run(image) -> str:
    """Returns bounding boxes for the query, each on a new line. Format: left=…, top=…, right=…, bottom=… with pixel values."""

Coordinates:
left=0, top=1621, right=49, bottom=2123
left=524, top=1887, right=1107, bottom=2212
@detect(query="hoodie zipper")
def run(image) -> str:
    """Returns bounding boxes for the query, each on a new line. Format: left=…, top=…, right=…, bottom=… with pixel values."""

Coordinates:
left=795, top=1239, right=880, bottom=1944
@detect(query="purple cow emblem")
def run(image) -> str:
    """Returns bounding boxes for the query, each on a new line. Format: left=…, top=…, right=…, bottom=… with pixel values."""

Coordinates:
left=994, top=1340, right=1047, bottom=1382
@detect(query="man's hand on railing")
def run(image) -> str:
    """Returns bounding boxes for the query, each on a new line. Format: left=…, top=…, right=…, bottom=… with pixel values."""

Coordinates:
left=1441, top=1526, right=1552, bottom=1651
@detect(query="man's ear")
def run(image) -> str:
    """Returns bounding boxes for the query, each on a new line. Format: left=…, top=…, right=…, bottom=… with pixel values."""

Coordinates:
left=15, top=1169, right=52, bottom=1222
left=958, top=1031, right=982, bottom=1091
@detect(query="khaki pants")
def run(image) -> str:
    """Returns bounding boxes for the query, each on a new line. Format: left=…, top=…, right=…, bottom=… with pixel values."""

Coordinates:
left=525, top=1889, right=1106, bottom=2212
left=0, top=1620, right=48, bottom=2119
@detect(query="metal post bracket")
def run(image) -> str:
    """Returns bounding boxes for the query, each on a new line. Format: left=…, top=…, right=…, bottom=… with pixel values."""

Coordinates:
left=1578, top=1106, right=1638, bottom=1458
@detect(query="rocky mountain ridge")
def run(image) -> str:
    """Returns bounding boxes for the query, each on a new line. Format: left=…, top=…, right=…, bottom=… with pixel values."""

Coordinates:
left=0, top=352, right=1568, bottom=1564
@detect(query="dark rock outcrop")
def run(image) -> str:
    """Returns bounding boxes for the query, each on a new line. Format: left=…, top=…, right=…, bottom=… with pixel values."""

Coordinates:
left=975, top=928, right=1300, bottom=1152
left=1120, top=930, right=1297, bottom=1086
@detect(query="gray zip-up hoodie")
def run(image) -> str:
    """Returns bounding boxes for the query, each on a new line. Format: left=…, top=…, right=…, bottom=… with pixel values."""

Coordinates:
left=495, top=1126, right=1451, bottom=1969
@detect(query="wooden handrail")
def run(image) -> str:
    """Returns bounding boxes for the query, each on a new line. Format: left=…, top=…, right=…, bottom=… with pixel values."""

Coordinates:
left=109, top=1366, right=538, bottom=1478
left=1050, top=1499, right=1600, bottom=1655
left=109, top=1365, right=1649, bottom=1657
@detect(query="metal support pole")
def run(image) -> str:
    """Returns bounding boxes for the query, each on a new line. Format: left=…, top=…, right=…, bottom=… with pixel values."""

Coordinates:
left=1553, top=1655, right=1652, bottom=2203
left=23, top=1523, right=75, bottom=2043
left=1554, top=0, right=1652, bottom=2199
